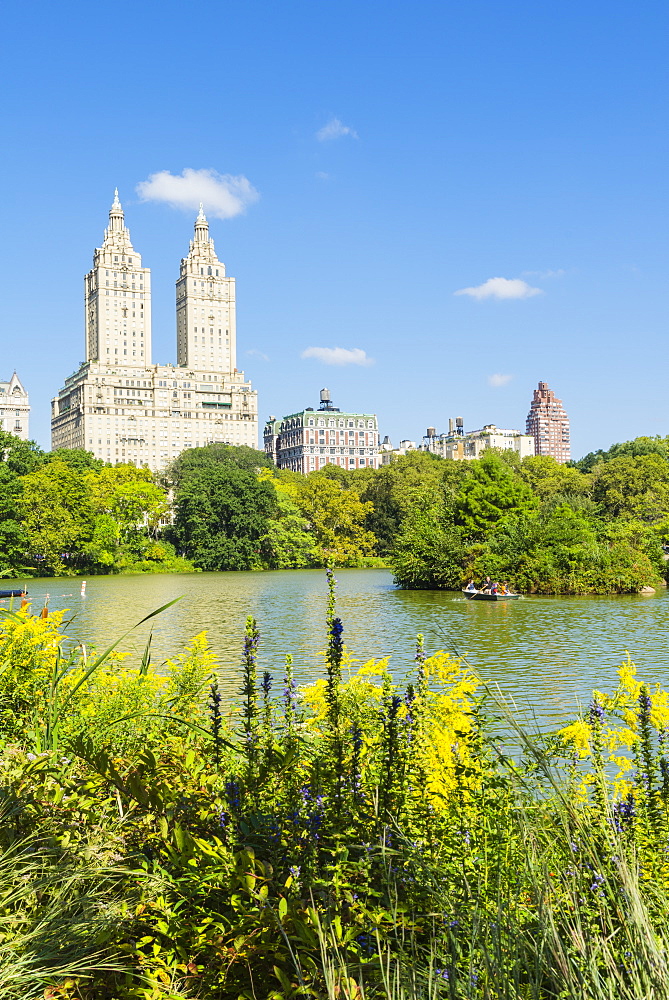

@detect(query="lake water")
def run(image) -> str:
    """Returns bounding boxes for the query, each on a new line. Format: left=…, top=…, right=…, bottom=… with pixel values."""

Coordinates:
left=5, top=569, right=669, bottom=729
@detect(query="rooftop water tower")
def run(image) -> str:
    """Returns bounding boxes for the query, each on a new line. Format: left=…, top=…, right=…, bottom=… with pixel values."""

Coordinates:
left=318, top=388, right=339, bottom=412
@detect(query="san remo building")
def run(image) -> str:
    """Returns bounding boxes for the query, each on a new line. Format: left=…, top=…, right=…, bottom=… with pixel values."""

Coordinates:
left=51, top=192, right=257, bottom=470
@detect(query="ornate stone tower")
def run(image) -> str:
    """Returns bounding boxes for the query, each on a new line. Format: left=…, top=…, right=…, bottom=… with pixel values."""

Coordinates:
left=84, top=190, right=152, bottom=367
left=52, top=192, right=258, bottom=469
left=176, top=205, right=236, bottom=373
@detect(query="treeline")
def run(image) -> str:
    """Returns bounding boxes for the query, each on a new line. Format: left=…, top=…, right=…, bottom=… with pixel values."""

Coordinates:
left=3, top=431, right=669, bottom=592
left=164, top=437, right=669, bottom=594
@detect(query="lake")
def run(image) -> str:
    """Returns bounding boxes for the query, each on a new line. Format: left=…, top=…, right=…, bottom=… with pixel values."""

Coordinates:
left=5, top=568, right=669, bottom=728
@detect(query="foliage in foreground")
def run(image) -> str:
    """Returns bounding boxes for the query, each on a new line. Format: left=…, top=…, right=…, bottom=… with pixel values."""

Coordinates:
left=2, top=580, right=669, bottom=997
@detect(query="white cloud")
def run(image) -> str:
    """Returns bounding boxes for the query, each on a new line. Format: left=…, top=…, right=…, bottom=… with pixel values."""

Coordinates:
left=454, top=277, right=543, bottom=300
left=316, top=118, right=358, bottom=141
left=246, top=349, right=269, bottom=362
left=316, top=171, right=330, bottom=180
left=522, top=268, right=565, bottom=279
left=301, top=347, right=374, bottom=367
left=136, top=168, right=259, bottom=219
left=488, top=373, right=513, bottom=387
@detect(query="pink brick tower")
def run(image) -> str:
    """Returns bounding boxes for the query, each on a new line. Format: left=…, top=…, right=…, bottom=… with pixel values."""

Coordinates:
left=525, top=381, right=570, bottom=463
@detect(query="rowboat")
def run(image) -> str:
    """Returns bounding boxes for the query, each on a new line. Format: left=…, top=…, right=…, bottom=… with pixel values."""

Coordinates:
left=462, top=590, right=520, bottom=601
left=0, top=590, right=27, bottom=598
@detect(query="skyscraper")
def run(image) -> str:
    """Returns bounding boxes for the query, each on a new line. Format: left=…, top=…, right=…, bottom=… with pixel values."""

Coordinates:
left=52, top=193, right=257, bottom=470
left=84, top=189, right=152, bottom=368
left=525, top=381, right=570, bottom=463
left=176, top=204, right=236, bottom=373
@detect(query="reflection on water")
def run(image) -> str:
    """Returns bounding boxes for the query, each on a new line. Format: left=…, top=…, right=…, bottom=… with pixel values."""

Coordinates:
left=4, top=569, right=669, bottom=728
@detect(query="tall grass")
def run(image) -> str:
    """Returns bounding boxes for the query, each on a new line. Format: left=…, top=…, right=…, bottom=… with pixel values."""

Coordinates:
left=0, top=580, right=668, bottom=998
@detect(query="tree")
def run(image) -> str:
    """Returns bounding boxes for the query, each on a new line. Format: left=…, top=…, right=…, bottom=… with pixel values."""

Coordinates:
left=474, top=503, right=662, bottom=595
left=592, top=454, right=669, bottom=521
left=391, top=502, right=466, bottom=590
left=454, top=452, right=538, bottom=538
left=291, top=474, right=376, bottom=566
left=0, top=465, right=28, bottom=574
left=519, top=455, right=592, bottom=500
left=0, top=431, right=45, bottom=477
left=260, top=492, right=317, bottom=569
left=168, top=443, right=273, bottom=488
left=360, top=452, right=451, bottom=555
left=79, top=466, right=169, bottom=570
left=172, top=465, right=277, bottom=570
left=576, top=435, right=669, bottom=471
left=46, top=448, right=104, bottom=473
left=19, top=461, right=95, bottom=574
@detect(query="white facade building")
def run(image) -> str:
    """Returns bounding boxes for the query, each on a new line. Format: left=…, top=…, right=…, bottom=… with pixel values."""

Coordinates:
left=0, top=373, right=30, bottom=440
left=176, top=205, right=237, bottom=373
left=378, top=436, right=417, bottom=465
left=422, top=423, right=534, bottom=461
left=52, top=194, right=257, bottom=470
left=264, top=390, right=380, bottom=473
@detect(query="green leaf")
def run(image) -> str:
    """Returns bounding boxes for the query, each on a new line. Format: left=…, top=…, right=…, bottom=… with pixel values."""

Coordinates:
left=273, top=965, right=292, bottom=992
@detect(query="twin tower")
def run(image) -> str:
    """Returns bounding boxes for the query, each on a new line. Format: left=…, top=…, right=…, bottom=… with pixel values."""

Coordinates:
left=52, top=193, right=257, bottom=471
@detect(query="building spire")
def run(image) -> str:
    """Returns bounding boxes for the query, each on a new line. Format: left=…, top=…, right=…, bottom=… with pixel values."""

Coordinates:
left=107, top=188, right=126, bottom=234
left=193, top=202, right=210, bottom=243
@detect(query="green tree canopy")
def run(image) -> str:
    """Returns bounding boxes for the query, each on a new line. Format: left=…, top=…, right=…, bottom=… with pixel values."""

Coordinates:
left=0, top=431, right=45, bottom=477
left=168, top=443, right=273, bottom=487
left=260, top=491, right=317, bottom=569
left=46, top=448, right=104, bottom=473
left=19, top=461, right=95, bottom=573
left=454, top=452, right=538, bottom=538
left=171, top=464, right=277, bottom=570
left=591, top=453, right=669, bottom=521
left=291, top=473, right=376, bottom=566
left=575, top=435, right=669, bottom=471
left=360, top=452, right=452, bottom=555
left=476, top=503, right=662, bottom=595
left=391, top=502, right=466, bottom=589
left=519, top=454, right=592, bottom=500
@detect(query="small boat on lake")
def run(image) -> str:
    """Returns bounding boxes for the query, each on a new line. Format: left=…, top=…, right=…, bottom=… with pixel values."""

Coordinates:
left=463, top=590, right=520, bottom=602
left=0, top=590, right=27, bottom=599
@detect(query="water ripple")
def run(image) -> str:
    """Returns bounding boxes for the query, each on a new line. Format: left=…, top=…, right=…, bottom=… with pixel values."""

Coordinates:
left=8, top=569, right=669, bottom=728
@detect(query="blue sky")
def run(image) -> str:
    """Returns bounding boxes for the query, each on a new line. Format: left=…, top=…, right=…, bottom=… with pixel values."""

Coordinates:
left=1, top=0, right=667, bottom=458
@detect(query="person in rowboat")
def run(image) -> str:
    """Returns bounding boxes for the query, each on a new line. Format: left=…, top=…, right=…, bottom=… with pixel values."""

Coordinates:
left=465, top=579, right=477, bottom=592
